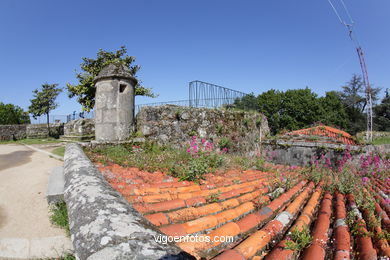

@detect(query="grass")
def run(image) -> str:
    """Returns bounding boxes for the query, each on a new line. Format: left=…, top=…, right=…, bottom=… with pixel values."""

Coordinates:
left=85, top=141, right=272, bottom=182
left=49, top=201, right=70, bottom=236
left=61, top=254, right=76, bottom=260
left=372, top=136, right=390, bottom=145
left=0, top=138, right=64, bottom=145
left=52, top=146, right=65, bottom=157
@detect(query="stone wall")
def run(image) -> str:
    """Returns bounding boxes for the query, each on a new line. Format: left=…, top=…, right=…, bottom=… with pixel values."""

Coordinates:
left=0, top=123, right=64, bottom=140
left=26, top=123, right=64, bottom=138
left=0, top=124, right=27, bottom=140
left=357, top=131, right=390, bottom=141
left=262, top=140, right=366, bottom=167
left=62, top=119, right=95, bottom=140
left=136, top=105, right=270, bottom=154
left=63, top=144, right=187, bottom=260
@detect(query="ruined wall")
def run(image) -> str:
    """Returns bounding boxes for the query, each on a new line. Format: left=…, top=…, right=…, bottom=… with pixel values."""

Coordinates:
left=0, top=124, right=27, bottom=140
left=64, top=119, right=95, bottom=138
left=136, top=105, right=269, bottom=154
left=0, top=123, right=64, bottom=140
left=262, top=140, right=365, bottom=167
left=26, top=123, right=64, bottom=138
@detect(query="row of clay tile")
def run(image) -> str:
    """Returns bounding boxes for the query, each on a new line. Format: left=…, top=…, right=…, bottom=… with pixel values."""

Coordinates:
left=178, top=180, right=307, bottom=259
left=214, top=181, right=314, bottom=259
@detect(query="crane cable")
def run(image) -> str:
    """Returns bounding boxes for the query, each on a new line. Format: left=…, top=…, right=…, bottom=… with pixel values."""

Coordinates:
left=326, top=0, right=373, bottom=141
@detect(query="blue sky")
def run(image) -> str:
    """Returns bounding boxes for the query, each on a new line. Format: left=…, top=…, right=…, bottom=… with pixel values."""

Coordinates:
left=0, top=0, right=389, bottom=117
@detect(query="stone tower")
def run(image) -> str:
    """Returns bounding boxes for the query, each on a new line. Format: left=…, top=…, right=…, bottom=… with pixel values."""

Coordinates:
left=94, top=63, right=137, bottom=142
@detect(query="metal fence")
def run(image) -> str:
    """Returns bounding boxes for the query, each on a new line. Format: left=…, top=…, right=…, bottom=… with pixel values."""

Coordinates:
left=66, top=111, right=94, bottom=122
left=29, top=114, right=69, bottom=124
left=189, top=80, right=247, bottom=107
left=29, top=111, right=94, bottom=124
left=135, top=80, right=249, bottom=114
left=135, top=98, right=240, bottom=114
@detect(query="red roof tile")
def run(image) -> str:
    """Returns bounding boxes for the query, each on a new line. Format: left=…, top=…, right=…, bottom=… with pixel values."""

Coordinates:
left=284, top=125, right=356, bottom=145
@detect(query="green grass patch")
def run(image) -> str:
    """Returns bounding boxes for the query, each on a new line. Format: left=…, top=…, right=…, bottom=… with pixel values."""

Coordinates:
left=0, top=138, right=64, bottom=145
left=372, top=136, right=390, bottom=145
left=52, top=146, right=65, bottom=157
left=49, top=201, right=70, bottom=235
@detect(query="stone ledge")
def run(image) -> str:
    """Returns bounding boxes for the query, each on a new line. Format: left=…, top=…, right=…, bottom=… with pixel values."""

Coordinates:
left=47, top=166, right=65, bottom=204
left=63, top=143, right=191, bottom=260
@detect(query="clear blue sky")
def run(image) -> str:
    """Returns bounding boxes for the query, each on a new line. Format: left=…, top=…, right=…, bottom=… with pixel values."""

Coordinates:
left=0, top=0, right=389, bottom=116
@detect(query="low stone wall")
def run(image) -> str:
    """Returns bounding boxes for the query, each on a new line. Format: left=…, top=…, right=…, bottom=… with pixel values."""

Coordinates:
left=136, top=105, right=269, bottom=154
left=63, top=143, right=188, bottom=260
left=262, top=140, right=365, bottom=167
left=0, top=124, right=27, bottom=140
left=357, top=131, right=390, bottom=141
left=26, top=123, right=64, bottom=138
left=0, top=123, right=64, bottom=140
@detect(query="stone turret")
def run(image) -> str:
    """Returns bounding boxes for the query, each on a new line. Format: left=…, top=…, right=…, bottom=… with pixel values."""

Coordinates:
left=94, top=63, right=137, bottom=142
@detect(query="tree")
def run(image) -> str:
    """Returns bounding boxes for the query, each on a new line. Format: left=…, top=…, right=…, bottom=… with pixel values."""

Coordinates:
left=278, top=88, right=322, bottom=132
left=28, top=83, right=62, bottom=133
left=374, top=89, right=390, bottom=131
left=0, top=102, right=30, bottom=124
left=318, top=91, right=349, bottom=130
left=338, top=74, right=381, bottom=134
left=234, top=93, right=258, bottom=111
left=257, top=89, right=283, bottom=134
left=67, top=46, right=156, bottom=111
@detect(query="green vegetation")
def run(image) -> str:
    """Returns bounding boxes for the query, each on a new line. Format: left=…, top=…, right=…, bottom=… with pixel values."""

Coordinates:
left=284, top=226, right=312, bottom=252
left=0, top=102, right=30, bottom=124
left=234, top=74, right=386, bottom=135
left=28, top=83, right=62, bottom=134
left=206, top=192, right=221, bottom=203
left=374, top=89, right=390, bottom=131
left=372, top=136, right=390, bottom=145
left=218, top=137, right=233, bottom=150
left=49, top=201, right=70, bottom=235
left=67, top=46, right=157, bottom=111
left=0, top=138, right=63, bottom=145
left=61, top=254, right=76, bottom=260
left=52, top=146, right=65, bottom=157
left=85, top=139, right=271, bottom=182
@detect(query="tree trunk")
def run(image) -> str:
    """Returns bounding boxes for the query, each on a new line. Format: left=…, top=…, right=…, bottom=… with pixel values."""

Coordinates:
left=46, top=113, right=50, bottom=137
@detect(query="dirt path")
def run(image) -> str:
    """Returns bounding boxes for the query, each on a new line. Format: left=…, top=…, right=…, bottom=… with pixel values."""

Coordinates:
left=0, top=144, right=72, bottom=259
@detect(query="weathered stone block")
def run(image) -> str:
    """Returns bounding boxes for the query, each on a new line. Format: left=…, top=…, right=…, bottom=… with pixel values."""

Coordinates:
left=63, top=143, right=187, bottom=259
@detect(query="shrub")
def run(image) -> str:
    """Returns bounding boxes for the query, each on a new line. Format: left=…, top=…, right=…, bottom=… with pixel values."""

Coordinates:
left=180, top=156, right=209, bottom=181
left=284, top=226, right=312, bottom=252
left=218, top=137, right=232, bottom=151
left=49, top=201, right=70, bottom=235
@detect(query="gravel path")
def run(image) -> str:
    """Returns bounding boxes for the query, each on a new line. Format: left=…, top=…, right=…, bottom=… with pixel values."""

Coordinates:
left=0, top=144, right=72, bottom=259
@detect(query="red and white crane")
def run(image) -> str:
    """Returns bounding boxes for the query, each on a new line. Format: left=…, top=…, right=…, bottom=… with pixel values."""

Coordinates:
left=327, top=0, right=373, bottom=141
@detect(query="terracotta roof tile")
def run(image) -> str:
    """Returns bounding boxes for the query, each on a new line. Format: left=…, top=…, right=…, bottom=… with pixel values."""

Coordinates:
left=284, top=125, right=357, bottom=145
left=97, top=164, right=389, bottom=259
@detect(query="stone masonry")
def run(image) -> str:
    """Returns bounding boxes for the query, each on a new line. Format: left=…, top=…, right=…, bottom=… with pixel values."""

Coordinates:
left=94, top=63, right=137, bottom=142
left=136, top=105, right=270, bottom=154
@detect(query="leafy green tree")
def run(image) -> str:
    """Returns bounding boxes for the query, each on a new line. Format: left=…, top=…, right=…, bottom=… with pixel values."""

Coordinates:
left=318, top=91, right=349, bottom=129
left=257, top=89, right=283, bottom=134
left=67, top=46, right=156, bottom=111
left=278, top=88, right=322, bottom=132
left=28, top=83, right=62, bottom=133
left=0, top=102, right=30, bottom=124
left=374, top=89, right=390, bottom=131
left=234, top=93, right=258, bottom=111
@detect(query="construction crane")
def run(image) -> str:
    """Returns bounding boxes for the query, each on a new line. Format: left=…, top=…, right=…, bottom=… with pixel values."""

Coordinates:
left=327, top=0, right=373, bottom=142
